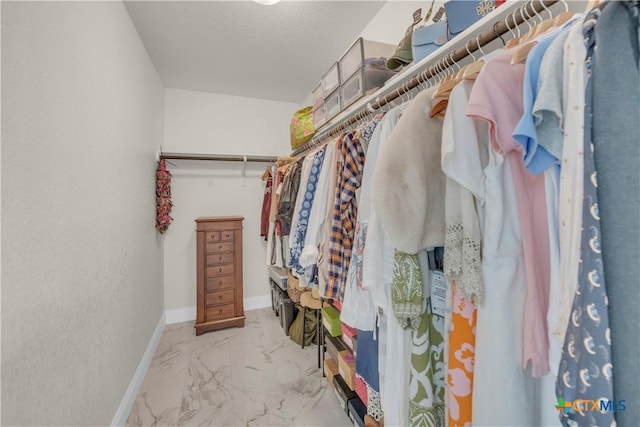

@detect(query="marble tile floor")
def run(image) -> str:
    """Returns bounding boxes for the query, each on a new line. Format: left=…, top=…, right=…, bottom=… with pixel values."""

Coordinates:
left=126, top=308, right=351, bottom=427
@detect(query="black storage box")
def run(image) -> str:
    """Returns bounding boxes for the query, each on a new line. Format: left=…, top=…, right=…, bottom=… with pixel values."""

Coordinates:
left=333, top=375, right=357, bottom=414
left=348, top=396, right=366, bottom=427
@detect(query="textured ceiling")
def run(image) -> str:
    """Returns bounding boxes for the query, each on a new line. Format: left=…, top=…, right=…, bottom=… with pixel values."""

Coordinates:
left=125, top=0, right=387, bottom=103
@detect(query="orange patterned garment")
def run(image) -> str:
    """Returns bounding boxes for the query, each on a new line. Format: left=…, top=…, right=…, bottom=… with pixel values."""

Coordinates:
left=446, top=287, right=477, bottom=427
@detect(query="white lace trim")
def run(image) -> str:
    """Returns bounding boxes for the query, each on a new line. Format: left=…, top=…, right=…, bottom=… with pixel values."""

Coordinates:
left=444, top=219, right=483, bottom=302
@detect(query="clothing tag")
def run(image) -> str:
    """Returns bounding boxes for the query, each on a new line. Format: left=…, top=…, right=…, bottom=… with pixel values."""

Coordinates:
left=429, top=271, right=449, bottom=318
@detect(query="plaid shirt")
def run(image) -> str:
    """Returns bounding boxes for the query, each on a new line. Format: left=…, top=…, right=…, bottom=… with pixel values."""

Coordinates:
left=325, top=132, right=366, bottom=300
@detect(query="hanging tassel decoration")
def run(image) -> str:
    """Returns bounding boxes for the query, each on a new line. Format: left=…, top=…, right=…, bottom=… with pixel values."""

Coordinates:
left=156, top=158, right=173, bottom=234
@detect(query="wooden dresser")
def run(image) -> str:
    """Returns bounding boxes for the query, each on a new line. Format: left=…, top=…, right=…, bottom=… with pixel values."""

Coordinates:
left=195, top=216, right=245, bottom=335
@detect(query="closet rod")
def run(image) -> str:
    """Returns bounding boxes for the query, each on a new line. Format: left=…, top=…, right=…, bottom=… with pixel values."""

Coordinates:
left=159, top=152, right=277, bottom=163
left=292, top=0, right=559, bottom=156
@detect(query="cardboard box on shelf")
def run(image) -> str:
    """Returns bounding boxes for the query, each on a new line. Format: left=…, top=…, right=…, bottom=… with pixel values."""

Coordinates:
left=338, top=350, right=356, bottom=390
left=324, top=357, right=339, bottom=389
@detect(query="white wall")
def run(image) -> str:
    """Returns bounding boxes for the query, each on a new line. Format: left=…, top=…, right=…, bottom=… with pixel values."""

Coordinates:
left=163, top=89, right=297, bottom=314
left=360, top=1, right=440, bottom=45
left=1, top=2, right=165, bottom=425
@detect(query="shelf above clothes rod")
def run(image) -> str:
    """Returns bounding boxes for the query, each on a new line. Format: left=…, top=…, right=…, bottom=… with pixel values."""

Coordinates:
left=291, top=0, right=559, bottom=156
left=159, top=152, right=277, bottom=163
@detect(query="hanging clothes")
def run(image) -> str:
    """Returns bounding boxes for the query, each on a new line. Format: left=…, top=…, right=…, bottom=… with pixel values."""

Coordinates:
left=266, top=165, right=285, bottom=266
left=467, top=51, right=540, bottom=426
left=470, top=48, right=551, bottom=378
left=409, top=299, right=446, bottom=427
left=441, top=80, right=487, bottom=427
left=341, top=118, right=382, bottom=331
left=372, top=88, right=446, bottom=254
left=155, top=159, right=173, bottom=234
left=359, top=106, right=411, bottom=427
left=288, top=154, right=315, bottom=267
left=555, top=18, right=587, bottom=353
left=289, top=148, right=327, bottom=285
left=591, top=4, right=640, bottom=425
left=324, top=132, right=366, bottom=300
left=317, top=137, right=343, bottom=297
left=277, top=158, right=303, bottom=237
left=532, top=25, right=574, bottom=378
left=300, top=141, right=336, bottom=288
left=260, top=168, right=273, bottom=240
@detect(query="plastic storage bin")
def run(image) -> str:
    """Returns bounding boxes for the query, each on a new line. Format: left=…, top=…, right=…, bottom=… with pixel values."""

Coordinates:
left=312, top=83, right=323, bottom=109
left=325, top=90, right=341, bottom=120
left=268, top=265, right=288, bottom=291
left=339, top=37, right=396, bottom=82
left=321, top=62, right=340, bottom=97
left=313, top=103, right=326, bottom=129
left=341, top=58, right=397, bottom=109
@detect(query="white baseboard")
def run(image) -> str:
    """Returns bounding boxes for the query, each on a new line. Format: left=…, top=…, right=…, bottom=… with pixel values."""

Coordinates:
left=165, top=306, right=196, bottom=324
left=111, top=312, right=166, bottom=427
left=165, top=295, right=272, bottom=325
left=244, top=294, right=272, bottom=311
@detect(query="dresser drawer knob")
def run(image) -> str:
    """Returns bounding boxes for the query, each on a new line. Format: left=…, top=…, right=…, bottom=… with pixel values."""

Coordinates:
left=218, top=245, right=222, bottom=249
left=219, top=295, right=223, bottom=300
left=218, top=280, right=223, bottom=286
left=225, top=233, right=230, bottom=238
left=219, top=267, right=223, bottom=272
left=218, top=310, right=223, bottom=315
left=218, top=256, right=223, bottom=261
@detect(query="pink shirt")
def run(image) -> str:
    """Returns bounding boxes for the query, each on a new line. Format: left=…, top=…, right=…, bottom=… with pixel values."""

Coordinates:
left=466, top=50, right=550, bottom=377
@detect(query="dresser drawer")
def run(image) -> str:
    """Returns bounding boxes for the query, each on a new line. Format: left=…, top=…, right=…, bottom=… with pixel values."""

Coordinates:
left=205, top=231, right=221, bottom=242
left=206, top=264, right=235, bottom=278
left=206, top=252, right=234, bottom=265
left=206, top=275, right=235, bottom=292
left=219, top=230, right=234, bottom=241
left=205, top=303, right=235, bottom=322
left=206, top=241, right=234, bottom=254
left=205, top=289, right=235, bottom=307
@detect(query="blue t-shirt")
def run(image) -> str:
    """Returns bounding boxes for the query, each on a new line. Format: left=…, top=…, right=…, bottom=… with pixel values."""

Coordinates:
left=512, top=26, right=569, bottom=175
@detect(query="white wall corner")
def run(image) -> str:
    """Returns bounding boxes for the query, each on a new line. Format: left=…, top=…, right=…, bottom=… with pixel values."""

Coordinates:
left=244, top=294, right=272, bottom=311
left=111, top=312, right=166, bottom=427
left=165, top=306, right=196, bottom=325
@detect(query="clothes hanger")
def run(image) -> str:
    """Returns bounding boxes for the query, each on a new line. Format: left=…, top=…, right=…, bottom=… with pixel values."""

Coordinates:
left=504, top=7, right=519, bottom=42
left=525, top=0, right=555, bottom=40
left=493, top=21, right=507, bottom=47
left=505, top=5, right=530, bottom=49
left=512, top=2, right=547, bottom=64
left=457, top=39, right=477, bottom=77
left=261, top=165, right=272, bottom=181
left=517, top=4, right=538, bottom=44
left=513, top=0, right=572, bottom=64
left=463, top=33, right=488, bottom=81
left=585, top=0, right=601, bottom=12
left=554, top=0, right=574, bottom=27
left=432, top=53, right=462, bottom=116
left=435, top=53, right=459, bottom=97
